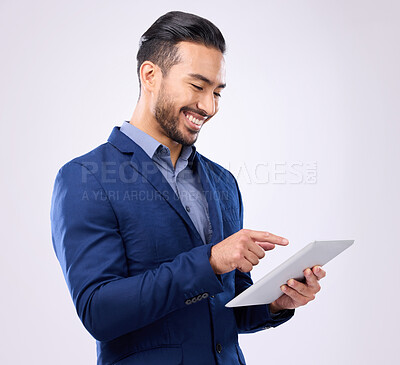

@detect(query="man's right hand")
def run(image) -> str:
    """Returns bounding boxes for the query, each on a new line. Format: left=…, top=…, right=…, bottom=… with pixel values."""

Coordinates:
left=209, top=229, right=289, bottom=275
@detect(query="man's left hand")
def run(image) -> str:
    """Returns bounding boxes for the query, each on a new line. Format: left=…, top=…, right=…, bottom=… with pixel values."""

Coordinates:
left=269, top=266, right=326, bottom=314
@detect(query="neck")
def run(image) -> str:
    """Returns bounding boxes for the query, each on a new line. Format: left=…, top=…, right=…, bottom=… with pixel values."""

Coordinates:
left=129, top=99, right=182, bottom=168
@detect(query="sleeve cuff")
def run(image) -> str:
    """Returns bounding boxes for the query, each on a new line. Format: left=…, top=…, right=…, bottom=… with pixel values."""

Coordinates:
left=267, top=304, right=295, bottom=324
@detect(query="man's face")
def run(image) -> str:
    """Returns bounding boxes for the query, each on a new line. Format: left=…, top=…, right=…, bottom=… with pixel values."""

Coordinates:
left=153, top=41, right=226, bottom=146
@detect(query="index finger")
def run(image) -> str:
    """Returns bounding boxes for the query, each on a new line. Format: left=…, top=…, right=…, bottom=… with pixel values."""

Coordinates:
left=248, top=230, right=289, bottom=246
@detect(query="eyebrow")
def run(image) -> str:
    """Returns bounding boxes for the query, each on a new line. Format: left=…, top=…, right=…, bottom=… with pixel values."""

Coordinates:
left=188, top=73, right=226, bottom=89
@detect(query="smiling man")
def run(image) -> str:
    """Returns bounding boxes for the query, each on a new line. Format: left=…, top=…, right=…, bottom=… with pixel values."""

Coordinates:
left=132, top=40, right=225, bottom=165
left=51, top=11, right=325, bottom=365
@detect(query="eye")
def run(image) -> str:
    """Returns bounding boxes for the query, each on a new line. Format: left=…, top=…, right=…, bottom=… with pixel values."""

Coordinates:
left=191, top=84, right=203, bottom=90
left=191, top=83, right=221, bottom=98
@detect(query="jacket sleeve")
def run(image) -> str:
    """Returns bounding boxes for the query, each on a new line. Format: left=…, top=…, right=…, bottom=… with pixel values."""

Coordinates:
left=234, top=271, right=295, bottom=333
left=228, top=171, right=295, bottom=333
left=50, top=161, right=224, bottom=342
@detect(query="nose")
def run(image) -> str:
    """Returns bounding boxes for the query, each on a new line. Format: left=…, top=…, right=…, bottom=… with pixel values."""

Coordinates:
left=196, top=92, right=216, bottom=117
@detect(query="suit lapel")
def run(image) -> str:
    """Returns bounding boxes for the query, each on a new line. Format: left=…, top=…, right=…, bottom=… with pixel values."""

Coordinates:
left=108, top=126, right=222, bottom=245
left=129, top=146, right=204, bottom=244
left=195, top=155, right=224, bottom=244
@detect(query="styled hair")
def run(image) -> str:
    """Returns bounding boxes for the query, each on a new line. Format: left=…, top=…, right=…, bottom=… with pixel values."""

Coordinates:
left=136, top=11, right=226, bottom=91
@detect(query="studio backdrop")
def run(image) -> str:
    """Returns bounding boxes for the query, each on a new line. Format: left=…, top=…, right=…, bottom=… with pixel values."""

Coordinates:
left=1, top=1, right=399, bottom=364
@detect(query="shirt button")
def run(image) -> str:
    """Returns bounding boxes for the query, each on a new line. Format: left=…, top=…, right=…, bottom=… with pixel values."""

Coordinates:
left=185, top=206, right=191, bottom=213
left=216, top=343, right=222, bottom=354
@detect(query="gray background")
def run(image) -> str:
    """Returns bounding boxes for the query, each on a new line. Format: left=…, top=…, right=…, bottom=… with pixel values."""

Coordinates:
left=1, top=1, right=399, bottom=364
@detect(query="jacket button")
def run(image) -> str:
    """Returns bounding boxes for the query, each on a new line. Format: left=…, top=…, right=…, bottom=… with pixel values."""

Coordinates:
left=216, top=343, right=222, bottom=353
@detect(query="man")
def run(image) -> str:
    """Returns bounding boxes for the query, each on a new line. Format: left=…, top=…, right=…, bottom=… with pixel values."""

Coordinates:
left=51, top=11, right=325, bottom=365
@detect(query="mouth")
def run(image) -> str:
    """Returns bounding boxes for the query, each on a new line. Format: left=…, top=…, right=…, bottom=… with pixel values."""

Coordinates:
left=182, top=110, right=207, bottom=131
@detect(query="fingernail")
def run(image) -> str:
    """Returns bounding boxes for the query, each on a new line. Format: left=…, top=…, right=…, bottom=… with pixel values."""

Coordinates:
left=282, top=238, right=289, bottom=244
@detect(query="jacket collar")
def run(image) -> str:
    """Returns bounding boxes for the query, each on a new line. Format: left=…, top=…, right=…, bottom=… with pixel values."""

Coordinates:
left=108, top=126, right=196, bottom=168
left=107, top=126, right=138, bottom=153
left=108, top=126, right=202, bottom=244
left=107, top=126, right=223, bottom=245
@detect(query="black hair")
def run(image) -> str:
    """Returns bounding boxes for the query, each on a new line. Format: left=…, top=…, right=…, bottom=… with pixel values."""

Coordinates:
left=136, top=11, right=226, bottom=91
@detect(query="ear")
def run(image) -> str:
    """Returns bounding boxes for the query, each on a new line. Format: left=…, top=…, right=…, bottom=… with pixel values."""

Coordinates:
left=139, top=61, right=161, bottom=94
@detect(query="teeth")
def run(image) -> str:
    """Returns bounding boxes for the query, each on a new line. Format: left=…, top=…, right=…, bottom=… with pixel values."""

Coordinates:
left=184, top=112, right=203, bottom=126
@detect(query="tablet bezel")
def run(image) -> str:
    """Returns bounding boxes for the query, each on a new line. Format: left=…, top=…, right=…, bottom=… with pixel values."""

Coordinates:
left=225, top=240, right=354, bottom=308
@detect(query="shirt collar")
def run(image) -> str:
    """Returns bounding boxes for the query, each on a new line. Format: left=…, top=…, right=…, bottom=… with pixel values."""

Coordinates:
left=120, top=121, right=196, bottom=167
left=120, top=121, right=163, bottom=159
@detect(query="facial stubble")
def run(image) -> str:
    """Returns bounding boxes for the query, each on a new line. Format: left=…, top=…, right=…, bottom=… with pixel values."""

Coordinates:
left=153, top=83, right=199, bottom=147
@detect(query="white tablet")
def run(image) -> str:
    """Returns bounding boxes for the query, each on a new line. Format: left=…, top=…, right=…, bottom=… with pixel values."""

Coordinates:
left=225, top=240, right=354, bottom=308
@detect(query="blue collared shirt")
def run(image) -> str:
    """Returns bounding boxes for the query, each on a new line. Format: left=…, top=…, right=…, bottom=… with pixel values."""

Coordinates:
left=120, top=121, right=212, bottom=244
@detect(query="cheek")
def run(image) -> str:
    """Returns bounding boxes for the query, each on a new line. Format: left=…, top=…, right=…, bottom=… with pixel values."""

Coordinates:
left=182, top=89, right=197, bottom=104
left=172, top=89, right=192, bottom=109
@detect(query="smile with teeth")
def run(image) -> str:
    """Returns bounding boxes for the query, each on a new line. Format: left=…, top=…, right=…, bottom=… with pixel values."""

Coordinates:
left=183, top=111, right=205, bottom=126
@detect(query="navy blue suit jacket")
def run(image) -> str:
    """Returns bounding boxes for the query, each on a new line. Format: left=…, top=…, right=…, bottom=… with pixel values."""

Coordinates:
left=50, top=127, right=293, bottom=365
